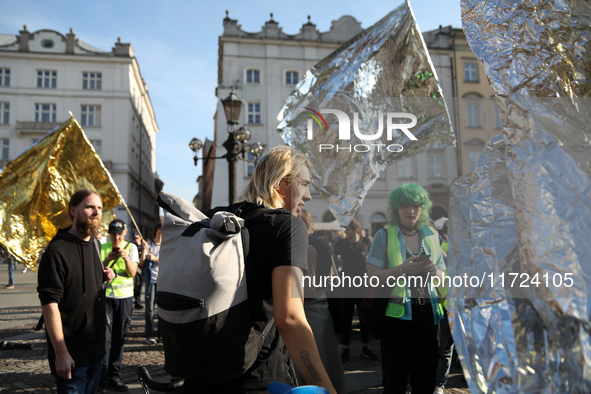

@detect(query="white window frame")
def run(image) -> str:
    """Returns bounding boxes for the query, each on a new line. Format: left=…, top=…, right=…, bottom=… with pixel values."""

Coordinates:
left=35, top=103, right=57, bottom=122
left=494, top=103, right=502, bottom=129
left=247, top=102, right=261, bottom=124
left=464, top=61, right=478, bottom=82
left=285, top=70, right=299, bottom=86
left=37, top=70, right=57, bottom=89
left=244, top=151, right=256, bottom=178
left=466, top=103, right=480, bottom=128
left=81, top=105, right=101, bottom=127
left=370, top=212, right=387, bottom=237
left=245, top=69, right=261, bottom=84
left=428, top=152, right=443, bottom=179
left=0, top=138, right=8, bottom=160
left=90, top=139, right=102, bottom=155
left=397, top=157, right=414, bottom=179
left=83, top=72, right=102, bottom=90
left=0, top=68, right=10, bottom=87
left=0, top=102, right=9, bottom=125
left=468, top=150, right=481, bottom=173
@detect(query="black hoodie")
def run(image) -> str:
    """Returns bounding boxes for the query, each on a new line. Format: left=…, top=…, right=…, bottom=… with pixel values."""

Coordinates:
left=37, top=227, right=106, bottom=373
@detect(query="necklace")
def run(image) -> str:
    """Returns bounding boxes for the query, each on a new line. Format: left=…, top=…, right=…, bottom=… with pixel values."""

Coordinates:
left=400, top=228, right=418, bottom=236
left=405, top=231, right=424, bottom=257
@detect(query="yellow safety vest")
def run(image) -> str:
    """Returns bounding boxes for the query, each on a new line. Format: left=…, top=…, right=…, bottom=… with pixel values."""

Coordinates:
left=101, top=241, right=134, bottom=299
left=385, top=225, right=445, bottom=319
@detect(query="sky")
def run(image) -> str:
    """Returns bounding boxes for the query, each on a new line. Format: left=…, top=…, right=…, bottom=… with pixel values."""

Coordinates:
left=0, top=0, right=463, bottom=204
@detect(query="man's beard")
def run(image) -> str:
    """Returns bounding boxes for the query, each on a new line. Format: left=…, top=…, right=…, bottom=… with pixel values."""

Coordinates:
left=76, top=216, right=101, bottom=238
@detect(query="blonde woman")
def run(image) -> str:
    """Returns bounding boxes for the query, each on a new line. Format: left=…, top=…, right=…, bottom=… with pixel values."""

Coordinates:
left=189, top=146, right=336, bottom=394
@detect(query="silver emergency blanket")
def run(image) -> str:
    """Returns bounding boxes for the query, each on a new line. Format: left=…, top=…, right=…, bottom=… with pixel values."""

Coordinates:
left=449, top=1, right=591, bottom=392
left=277, top=0, right=454, bottom=224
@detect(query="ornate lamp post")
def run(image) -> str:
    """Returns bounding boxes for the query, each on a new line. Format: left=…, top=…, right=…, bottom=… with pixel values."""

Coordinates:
left=189, top=88, right=264, bottom=205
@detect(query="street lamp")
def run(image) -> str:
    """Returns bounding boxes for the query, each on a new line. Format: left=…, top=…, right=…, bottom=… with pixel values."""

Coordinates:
left=189, top=88, right=265, bottom=205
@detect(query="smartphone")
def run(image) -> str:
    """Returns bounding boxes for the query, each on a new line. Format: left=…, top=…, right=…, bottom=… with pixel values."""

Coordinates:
left=414, top=251, right=429, bottom=262
left=112, top=246, right=120, bottom=252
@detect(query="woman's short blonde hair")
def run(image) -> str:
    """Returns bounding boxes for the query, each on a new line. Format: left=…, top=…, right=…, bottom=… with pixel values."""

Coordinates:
left=240, top=145, right=312, bottom=209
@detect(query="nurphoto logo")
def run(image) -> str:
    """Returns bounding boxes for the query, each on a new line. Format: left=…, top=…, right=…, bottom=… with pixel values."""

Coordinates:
left=304, top=107, right=418, bottom=153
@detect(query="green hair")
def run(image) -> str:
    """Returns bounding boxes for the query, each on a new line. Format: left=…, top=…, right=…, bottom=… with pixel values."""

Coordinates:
left=387, top=183, right=432, bottom=227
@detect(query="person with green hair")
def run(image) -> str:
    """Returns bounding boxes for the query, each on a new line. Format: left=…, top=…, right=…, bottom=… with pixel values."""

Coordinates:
left=365, top=183, right=446, bottom=394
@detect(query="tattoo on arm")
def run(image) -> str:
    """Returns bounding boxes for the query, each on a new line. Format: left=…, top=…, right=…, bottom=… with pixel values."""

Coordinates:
left=300, top=351, right=321, bottom=381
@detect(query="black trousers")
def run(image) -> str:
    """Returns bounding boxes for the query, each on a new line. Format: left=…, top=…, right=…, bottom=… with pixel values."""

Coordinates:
left=380, top=304, right=439, bottom=394
left=100, top=297, right=133, bottom=385
left=341, top=298, right=369, bottom=346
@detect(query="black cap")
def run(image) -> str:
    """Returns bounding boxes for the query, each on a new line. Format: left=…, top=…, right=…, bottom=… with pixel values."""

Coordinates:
left=108, top=219, right=126, bottom=235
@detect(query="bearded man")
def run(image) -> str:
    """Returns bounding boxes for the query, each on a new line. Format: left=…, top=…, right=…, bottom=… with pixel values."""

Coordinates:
left=38, top=190, right=115, bottom=394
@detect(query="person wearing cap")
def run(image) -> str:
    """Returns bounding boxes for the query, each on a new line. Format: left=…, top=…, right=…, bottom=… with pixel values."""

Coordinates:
left=131, top=231, right=144, bottom=309
left=99, top=218, right=139, bottom=392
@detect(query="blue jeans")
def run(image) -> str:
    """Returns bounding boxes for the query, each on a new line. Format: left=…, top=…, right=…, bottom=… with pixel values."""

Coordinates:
left=7, top=259, right=14, bottom=286
left=55, top=359, right=102, bottom=394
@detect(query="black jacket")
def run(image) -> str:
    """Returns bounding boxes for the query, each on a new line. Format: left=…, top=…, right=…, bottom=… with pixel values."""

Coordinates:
left=37, top=228, right=106, bottom=373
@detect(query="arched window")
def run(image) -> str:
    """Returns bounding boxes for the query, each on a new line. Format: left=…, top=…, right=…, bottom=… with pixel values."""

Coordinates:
left=371, top=213, right=386, bottom=236
left=322, top=210, right=336, bottom=222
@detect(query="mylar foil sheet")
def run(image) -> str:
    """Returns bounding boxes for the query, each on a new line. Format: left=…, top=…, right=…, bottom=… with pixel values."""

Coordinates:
left=0, top=117, right=123, bottom=271
left=449, top=0, right=591, bottom=392
left=277, top=0, right=454, bottom=225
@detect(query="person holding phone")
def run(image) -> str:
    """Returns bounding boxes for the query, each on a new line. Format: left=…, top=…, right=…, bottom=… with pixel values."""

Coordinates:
left=99, top=219, right=139, bottom=391
left=365, top=183, right=446, bottom=394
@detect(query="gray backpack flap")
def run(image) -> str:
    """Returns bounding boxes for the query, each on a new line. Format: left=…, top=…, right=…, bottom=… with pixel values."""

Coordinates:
left=156, top=191, right=273, bottom=383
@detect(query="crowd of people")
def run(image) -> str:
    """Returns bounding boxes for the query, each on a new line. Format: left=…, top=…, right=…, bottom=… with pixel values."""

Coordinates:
left=34, top=146, right=454, bottom=394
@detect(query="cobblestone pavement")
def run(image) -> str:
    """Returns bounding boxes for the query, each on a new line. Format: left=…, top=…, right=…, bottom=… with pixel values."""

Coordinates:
left=1, top=267, right=471, bottom=393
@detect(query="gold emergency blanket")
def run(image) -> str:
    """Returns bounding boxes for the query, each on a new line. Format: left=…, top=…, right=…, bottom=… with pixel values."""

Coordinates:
left=0, top=117, right=123, bottom=272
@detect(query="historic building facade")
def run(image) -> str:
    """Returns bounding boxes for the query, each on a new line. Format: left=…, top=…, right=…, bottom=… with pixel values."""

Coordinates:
left=206, top=16, right=491, bottom=234
left=0, top=26, right=161, bottom=237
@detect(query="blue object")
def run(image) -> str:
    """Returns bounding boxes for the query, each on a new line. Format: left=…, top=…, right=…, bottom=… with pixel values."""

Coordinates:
left=266, top=381, right=329, bottom=394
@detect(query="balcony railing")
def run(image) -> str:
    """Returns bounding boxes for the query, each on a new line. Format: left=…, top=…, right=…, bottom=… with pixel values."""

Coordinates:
left=16, top=121, right=62, bottom=133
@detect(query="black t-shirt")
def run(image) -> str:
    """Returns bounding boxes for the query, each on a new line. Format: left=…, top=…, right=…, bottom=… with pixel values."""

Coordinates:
left=209, top=202, right=308, bottom=390
left=335, top=237, right=368, bottom=278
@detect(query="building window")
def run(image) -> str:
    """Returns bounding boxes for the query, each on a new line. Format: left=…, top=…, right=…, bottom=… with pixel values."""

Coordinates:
left=371, top=213, right=387, bottom=237
left=428, top=153, right=443, bottom=179
left=246, top=69, right=260, bottom=84
left=35, top=103, right=56, bottom=122
left=494, top=104, right=502, bottom=129
left=468, top=151, right=480, bottom=172
left=0, top=138, right=8, bottom=160
left=90, top=139, right=102, bottom=155
left=37, top=70, right=57, bottom=89
left=285, top=71, right=299, bottom=85
left=81, top=105, right=101, bottom=127
left=247, top=103, right=261, bottom=124
left=41, top=39, right=54, bottom=48
left=466, top=104, right=480, bottom=128
left=245, top=151, right=255, bottom=178
left=397, top=157, right=413, bottom=179
left=0, top=102, right=8, bottom=124
left=83, top=72, right=102, bottom=90
left=464, top=62, right=478, bottom=82
left=0, top=68, right=9, bottom=87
